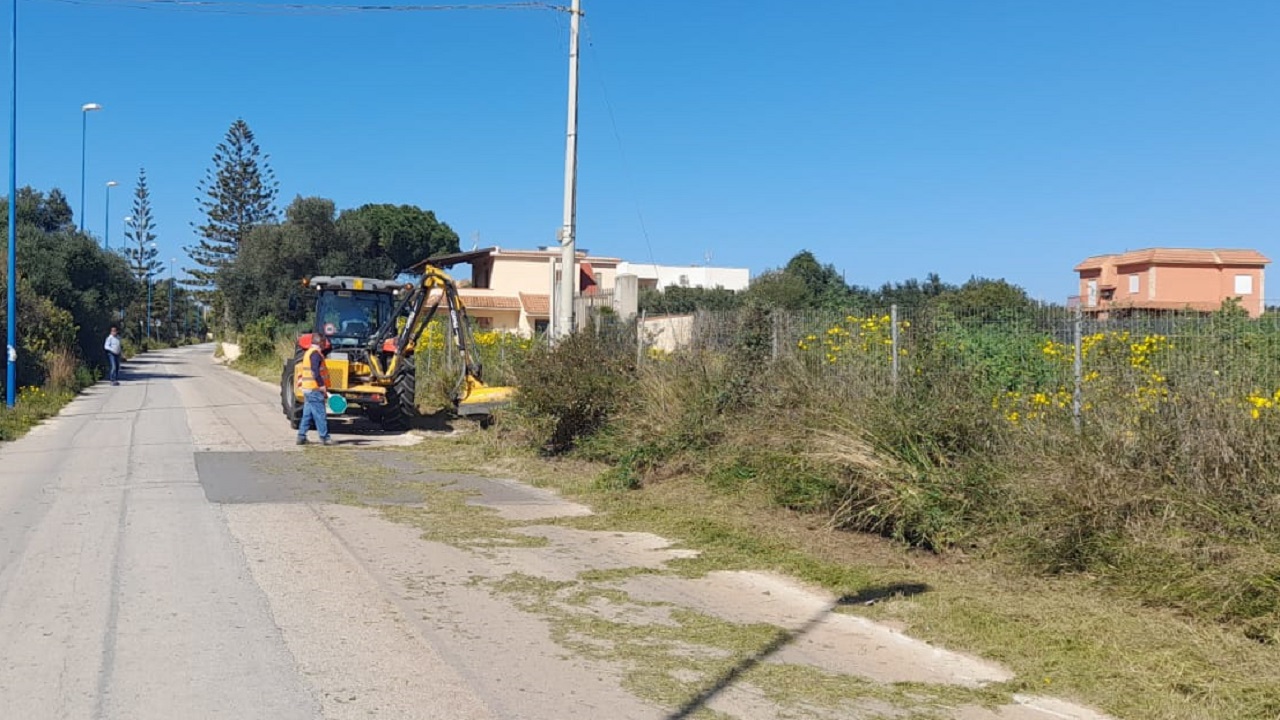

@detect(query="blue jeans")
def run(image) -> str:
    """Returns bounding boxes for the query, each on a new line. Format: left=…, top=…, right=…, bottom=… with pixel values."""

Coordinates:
left=298, top=390, right=330, bottom=441
left=106, top=352, right=120, bottom=383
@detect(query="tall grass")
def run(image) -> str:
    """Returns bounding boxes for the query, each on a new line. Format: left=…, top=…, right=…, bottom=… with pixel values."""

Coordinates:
left=508, top=306, right=1280, bottom=644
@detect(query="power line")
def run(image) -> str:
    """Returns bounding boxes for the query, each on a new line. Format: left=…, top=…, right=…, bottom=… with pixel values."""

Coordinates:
left=40, top=0, right=564, bottom=16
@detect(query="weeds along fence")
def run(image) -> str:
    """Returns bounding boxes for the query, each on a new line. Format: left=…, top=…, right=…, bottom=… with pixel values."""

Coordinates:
left=641, top=304, right=1280, bottom=431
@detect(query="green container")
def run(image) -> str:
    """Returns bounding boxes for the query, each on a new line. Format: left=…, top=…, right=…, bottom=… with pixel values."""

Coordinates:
left=327, top=394, right=348, bottom=414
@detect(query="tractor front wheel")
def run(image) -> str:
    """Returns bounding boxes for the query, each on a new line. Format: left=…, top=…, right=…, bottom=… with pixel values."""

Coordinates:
left=280, top=360, right=302, bottom=429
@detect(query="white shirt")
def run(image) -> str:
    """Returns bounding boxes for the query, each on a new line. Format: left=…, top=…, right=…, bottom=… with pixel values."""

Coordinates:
left=104, top=335, right=122, bottom=356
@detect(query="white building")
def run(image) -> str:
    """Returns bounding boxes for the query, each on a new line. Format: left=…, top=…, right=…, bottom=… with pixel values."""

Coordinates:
left=615, top=262, right=750, bottom=292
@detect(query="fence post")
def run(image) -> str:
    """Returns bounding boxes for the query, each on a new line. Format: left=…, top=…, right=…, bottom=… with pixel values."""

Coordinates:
left=890, top=304, right=900, bottom=388
left=1072, top=304, right=1083, bottom=433
left=636, top=310, right=646, bottom=368
left=771, top=312, right=779, bottom=363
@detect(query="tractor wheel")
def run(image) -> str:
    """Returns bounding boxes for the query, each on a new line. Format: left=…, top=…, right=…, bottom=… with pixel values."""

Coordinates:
left=280, top=359, right=302, bottom=429
left=384, top=364, right=418, bottom=429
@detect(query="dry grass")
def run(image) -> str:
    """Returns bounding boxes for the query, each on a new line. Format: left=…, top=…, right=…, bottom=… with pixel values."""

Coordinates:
left=400, top=430, right=1280, bottom=719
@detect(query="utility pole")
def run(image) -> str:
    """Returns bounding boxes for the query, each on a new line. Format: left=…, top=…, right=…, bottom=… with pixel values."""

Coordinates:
left=556, top=0, right=582, bottom=339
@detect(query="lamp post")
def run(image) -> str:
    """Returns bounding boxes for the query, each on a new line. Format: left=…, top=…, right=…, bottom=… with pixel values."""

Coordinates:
left=103, top=180, right=117, bottom=249
left=6, top=0, right=18, bottom=407
left=121, top=216, right=133, bottom=332
left=79, top=102, right=101, bottom=232
left=168, top=257, right=175, bottom=337
left=145, top=241, right=155, bottom=340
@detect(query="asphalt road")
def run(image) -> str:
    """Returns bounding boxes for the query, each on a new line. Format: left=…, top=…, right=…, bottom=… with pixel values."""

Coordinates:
left=0, top=346, right=1113, bottom=720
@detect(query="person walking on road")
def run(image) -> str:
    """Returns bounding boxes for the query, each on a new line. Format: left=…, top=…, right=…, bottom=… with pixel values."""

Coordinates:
left=296, top=332, right=332, bottom=446
left=104, top=326, right=123, bottom=386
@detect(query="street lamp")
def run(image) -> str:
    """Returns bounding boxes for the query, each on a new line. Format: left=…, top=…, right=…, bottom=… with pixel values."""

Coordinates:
left=79, top=102, right=102, bottom=232
left=168, top=257, right=175, bottom=336
left=145, top=241, right=156, bottom=340
left=103, top=180, right=117, bottom=249
left=120, top=216, right=133, bottom=332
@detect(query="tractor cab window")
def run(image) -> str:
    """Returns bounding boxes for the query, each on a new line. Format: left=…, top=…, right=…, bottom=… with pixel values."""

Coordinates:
left=317, top=290, right=394, bottom=346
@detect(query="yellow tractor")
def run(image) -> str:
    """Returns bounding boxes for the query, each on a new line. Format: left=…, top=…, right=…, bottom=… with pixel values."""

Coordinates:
left=281, top=265, right=514, bottom=430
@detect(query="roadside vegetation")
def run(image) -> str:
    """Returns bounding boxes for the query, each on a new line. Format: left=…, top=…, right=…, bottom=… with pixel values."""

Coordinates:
left=0, top=186, right=204, bottom=443
left=386, top=250, right=1280, bottom=720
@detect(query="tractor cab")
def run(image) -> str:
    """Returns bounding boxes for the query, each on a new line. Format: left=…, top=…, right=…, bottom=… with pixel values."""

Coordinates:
left=308, top=276, right=403, bottom=348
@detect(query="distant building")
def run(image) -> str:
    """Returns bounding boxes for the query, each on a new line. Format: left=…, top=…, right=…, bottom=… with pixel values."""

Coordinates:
left=614, top=262, right=750, bottom=292
left=1074, top=248, right=1270, bottom=318
left=416, top=246, right=621, bottom=335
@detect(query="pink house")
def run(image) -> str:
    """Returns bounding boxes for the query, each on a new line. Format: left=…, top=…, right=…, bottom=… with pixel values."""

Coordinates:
left=1074, top=248, right=1270, bottom=318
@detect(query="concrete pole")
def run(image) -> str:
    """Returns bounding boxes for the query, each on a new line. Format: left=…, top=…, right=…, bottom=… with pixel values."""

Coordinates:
left=557, top=0, right=582, bottom=338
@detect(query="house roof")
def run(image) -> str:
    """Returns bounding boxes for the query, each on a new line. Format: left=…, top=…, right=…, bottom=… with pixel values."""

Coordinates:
left=457, top=290, right=521, bottom=310
left=519, top=292, right=551, bottom=317
left=418, top=248, right=498, bottom=269
left=1075, top=248, right=1270, bottom=272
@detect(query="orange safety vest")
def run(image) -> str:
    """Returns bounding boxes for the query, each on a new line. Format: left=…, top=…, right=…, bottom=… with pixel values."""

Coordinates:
left=297, top=346, right=330, bottom=391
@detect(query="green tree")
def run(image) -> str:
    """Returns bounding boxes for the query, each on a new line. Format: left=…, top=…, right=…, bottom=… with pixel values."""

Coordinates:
left=122, top=168, right=161, bottom=282
left=783, top=250, right=853, bottom=308
left=931, top=277, right=1037, bottom=322
left=337, top=203, right=460, bottom=272
left=742, top=269, right=812, bottom=310
left=639, top=285, right=742, bottom=315
left=184, top=119, right=279, bottom=307
left=1, top=187, right=139, bottom=385
left=741, top=250, right=855, bottom=310
left=220, top=196, right=463, bottom=329
left=13, top=187, right=73, bottom=233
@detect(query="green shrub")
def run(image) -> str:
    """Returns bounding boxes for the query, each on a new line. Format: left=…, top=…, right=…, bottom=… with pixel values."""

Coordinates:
left=514, top=327, right=636, bottom=453
left=239, top=316, right=281, bottom=362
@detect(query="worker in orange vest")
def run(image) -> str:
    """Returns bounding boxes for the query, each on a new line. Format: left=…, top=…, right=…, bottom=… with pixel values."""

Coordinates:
left=296, top=332, right=333, bottom=446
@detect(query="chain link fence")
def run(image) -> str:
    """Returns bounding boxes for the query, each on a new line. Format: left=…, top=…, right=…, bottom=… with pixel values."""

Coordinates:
left=639, top=303, right=1280, bottom=429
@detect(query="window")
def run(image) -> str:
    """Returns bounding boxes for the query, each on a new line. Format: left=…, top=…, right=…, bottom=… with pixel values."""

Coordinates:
left=1087, top=279, right=1098, bottom=307
left=316, top=290, right=394, bottom=346
left=1128, top=275, right=1140, bottom=294
left=533, top=319, right=550, bottom=335
left=1235, top=274, right=1253, bottom=295
left=474, top=316, right=493, bottom=329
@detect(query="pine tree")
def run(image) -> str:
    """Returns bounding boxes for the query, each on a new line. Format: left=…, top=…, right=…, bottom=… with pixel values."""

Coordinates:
left=123, top=168, right=161, bottom=282
left=183, top=119, right=279, bottom=303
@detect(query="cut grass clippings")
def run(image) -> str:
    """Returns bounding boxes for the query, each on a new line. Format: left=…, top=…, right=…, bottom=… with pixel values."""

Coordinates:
left=391, top=430, right=1280, bottom=720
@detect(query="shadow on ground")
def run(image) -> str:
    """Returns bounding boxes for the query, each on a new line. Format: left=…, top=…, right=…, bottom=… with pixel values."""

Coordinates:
left=664, top=583, right=933, bottom=720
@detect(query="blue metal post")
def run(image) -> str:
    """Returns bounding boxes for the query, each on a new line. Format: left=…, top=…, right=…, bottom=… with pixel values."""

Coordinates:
left=6, top=0, right=17, bottom=408
left=79, top=111, right=86, bottom=232
left=103, top=183, right=111, bottom=249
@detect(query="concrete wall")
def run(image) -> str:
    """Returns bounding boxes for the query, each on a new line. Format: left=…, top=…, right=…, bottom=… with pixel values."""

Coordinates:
left=639, top=315, right=694, bottom=353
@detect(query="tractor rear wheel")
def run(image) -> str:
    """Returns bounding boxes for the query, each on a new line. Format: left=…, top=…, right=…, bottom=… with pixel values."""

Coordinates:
left=280, top=359, right=301, bottom=429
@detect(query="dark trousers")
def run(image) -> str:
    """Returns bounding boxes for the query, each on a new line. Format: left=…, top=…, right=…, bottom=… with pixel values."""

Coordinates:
left=107, top=352, right=121, bottom=383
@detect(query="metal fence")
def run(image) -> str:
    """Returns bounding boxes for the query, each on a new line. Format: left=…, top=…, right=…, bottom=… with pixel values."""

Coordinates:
left=640, top=304, right=1280, bottom=427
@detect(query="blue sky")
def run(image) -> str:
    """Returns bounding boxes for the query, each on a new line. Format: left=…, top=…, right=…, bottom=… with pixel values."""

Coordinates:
left=5, top=0, right=1279, bottom=301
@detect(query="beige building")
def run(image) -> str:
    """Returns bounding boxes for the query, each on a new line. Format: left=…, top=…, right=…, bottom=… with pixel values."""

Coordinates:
left=1074, top=248, right=1270, bottom=318
left=417, top=247, right=622, bottom=335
